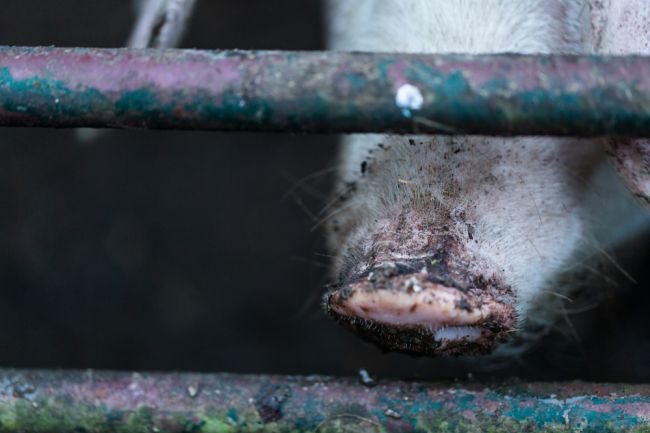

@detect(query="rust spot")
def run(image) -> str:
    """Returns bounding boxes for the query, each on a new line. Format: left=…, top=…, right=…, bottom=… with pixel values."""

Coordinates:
left=254, top=384, right=291, bottom=424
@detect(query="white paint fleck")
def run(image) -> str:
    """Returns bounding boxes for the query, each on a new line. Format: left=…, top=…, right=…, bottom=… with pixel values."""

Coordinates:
left=540, top=397, right=563, bottom=406
left=565, top=396, right=588, bottom=405
left=384, top=408, right=401, bottom=419
left=187, top=385, right=199, bottom=398
left=395, top=83, right=424, bottom=118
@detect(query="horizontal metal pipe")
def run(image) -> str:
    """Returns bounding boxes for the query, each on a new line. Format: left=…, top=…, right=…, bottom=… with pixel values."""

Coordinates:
left=0, top=369, right=649, bottom=432
left=1, top=46, right=650, bottom=136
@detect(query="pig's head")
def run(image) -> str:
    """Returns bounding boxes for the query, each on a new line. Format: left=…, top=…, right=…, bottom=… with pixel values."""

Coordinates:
left=323, top=0, right=650, bottom=356
left=323, top=136, right=619, bottom=356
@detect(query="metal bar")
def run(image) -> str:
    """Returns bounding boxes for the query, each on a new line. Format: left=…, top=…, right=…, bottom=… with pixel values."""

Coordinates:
left=2, top=46, right=650, bottom=136
left=0, top=369, right=649, bottom=432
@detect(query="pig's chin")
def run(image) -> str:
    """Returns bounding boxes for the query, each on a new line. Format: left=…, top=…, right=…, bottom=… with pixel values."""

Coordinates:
left=325, top=269, right=517, bottom=356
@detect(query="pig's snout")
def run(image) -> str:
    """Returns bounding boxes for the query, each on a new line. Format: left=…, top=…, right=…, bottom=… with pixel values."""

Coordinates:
left=325, top=260, right=517, bottom=356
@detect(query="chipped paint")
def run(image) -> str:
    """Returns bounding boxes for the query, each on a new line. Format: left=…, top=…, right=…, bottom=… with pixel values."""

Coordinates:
left=395, top=83, right=424, bottom=118
left=0, top=370, right=649, bottom=432
left=2, top=47, right=650, bottom=135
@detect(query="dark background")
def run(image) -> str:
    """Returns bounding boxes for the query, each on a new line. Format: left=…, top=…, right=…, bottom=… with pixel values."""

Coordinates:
left=1, top=0, right=650, bottom=382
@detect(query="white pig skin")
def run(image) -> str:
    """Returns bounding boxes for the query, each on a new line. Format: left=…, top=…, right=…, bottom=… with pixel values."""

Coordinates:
left=130, top=0, right=197, bottom=49
left=323, top=0, right=650, bottom=355
left=592, top=0, right=650, bottom=211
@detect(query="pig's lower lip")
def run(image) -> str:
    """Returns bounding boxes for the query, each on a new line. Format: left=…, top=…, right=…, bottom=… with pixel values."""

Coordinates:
left=325, top=273, right=517, bottom=356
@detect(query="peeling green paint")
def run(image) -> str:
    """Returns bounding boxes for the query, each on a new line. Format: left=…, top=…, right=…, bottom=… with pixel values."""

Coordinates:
left=0, top=370, right=649, bottom=432
left=2, top=47, right=650, bottom=135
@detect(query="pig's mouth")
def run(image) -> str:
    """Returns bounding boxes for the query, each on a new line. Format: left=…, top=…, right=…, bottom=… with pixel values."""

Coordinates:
left=325, top=263, right=517, bottom=356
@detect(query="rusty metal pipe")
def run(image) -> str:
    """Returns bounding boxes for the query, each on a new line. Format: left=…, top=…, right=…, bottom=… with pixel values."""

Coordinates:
left=2, top=46, right=650, bottom=136
left=0, top=369, right=650, bottom=432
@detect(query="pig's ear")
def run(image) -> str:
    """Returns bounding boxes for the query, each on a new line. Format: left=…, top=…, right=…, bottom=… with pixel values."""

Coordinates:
left=129, top=0, right=197, bottom=49
left=606, top=141, right=650, bottom=207
left=591, top=0, right=650, bottom=206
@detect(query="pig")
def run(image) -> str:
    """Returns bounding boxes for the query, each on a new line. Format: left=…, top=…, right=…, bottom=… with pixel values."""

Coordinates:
left=127, top=0, right=650, bottom=357
left=322, top=0, right=650, bottom=356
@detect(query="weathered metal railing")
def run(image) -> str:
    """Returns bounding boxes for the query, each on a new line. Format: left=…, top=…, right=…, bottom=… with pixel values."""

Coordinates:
left=3, top=46, right=650, bottom=432
left=0, top=369, right=649, bottom=433
left=1, top=46, right=650, bottom=136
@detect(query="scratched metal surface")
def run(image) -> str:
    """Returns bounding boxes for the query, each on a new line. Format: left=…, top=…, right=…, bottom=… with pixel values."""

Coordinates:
left=2, top=47, right=650, bottom=136
left=1, top=369, right=650, bottom=433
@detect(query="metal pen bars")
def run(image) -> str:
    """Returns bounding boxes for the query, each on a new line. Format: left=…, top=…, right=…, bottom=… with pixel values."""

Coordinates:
left=1, top=46, right=650, bottom=136
left=1, top=369, right=650, bottom=433
left=3, top=47, right=650, bottom=432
